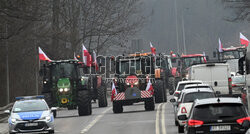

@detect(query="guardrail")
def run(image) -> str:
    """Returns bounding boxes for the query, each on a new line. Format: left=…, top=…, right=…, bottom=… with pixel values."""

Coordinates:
left=0, top=103, right=13, bottom=123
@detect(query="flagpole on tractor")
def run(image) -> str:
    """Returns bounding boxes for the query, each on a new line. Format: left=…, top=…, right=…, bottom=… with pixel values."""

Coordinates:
left=174, top=0, right=180, bottom=54
left=5, top=24, right=9, bottom=104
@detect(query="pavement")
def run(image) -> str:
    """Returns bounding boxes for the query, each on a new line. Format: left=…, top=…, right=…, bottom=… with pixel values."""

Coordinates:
left=0, top=95, right=179, bottom=134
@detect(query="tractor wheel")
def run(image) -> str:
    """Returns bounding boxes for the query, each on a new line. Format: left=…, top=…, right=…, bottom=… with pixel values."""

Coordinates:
left=97, top=84, right=108, bottom=107
left=153, top=80, right=164, bottom=103
left=145, top=98, right=155, bottom=111
left=168, top=77, right=175, bottom=95
left=163, top=81, right=167, bottom=102
left=67, top=105, right=77, bottom=110
left=113, top=101, right=123, bottom=113
left=78, top=90, right=92, bottom=116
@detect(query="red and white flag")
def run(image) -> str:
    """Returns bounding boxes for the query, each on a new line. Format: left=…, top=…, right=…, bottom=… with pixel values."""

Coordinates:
left=146, top=80, right=154, bottom=95
left=218, top=38, right=223, bottom=52
left=111, top=82, right=117, bottom=101
left=38, top=47, right=51, bottom=62
left=240, top=33, right=249, bottom=47
left=150, top=42, right=156, bottom=56
left=82, top=44, right=92, bottom=66
left=203, top=51, right=207, bottom=62
left=74, top=52, right=78, bottom=61
left=93, top=51, right=99, bottom=71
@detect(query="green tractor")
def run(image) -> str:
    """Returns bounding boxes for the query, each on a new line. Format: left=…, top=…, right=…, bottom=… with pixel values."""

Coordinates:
left=40, top=60, right=92, bottom=117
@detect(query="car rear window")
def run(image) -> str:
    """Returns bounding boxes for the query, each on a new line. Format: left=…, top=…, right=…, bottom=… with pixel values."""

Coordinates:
left=183, top=92, right=215, bottom=103
left=178, top=82, right=202, bottom=91
left=185, top=86, right=210, bottom=89
left=193, top=103, right=246, bottom=121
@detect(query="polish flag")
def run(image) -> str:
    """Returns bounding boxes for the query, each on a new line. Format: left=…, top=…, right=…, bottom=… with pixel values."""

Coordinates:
left=218, top=38, right=223, bottom=52
left=146, top=80, right=154, bottom=95
left=150, top=42, right=156, bottom=56
left=82, top=44, right=92, bottom=66
left=93, top=51, right=99, bottom=71
left=203, top=51, right=207, bottom=62
left=74, top=52, right=78, bottom=61
left=240, top=33, right=249, bottom=47
left=111, top=82, right=117, bottom=101
left=38, top=47, right=51, bottom=62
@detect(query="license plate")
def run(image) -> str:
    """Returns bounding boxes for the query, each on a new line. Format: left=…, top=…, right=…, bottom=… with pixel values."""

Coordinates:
left=210, top=125, right=231, bottom=131
left=25, top=123, right=38, bottom=127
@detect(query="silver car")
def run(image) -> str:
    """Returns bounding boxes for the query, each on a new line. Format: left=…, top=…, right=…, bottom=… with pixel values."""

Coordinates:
left=5, top=96, right=55, bottom=134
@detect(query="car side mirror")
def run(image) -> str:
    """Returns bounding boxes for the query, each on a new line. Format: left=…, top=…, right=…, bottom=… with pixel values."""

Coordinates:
left=170, top=98, right=176, bottom=103
left=51, top=107, right=57, bottom=111
left=4, top=110, right=10, bottom=114
left=178, top=115, right=188, bottom=120
left=242, top=120, right=250, bottom=128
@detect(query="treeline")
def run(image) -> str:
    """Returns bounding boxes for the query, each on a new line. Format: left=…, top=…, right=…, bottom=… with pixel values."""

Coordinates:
left=0, top=0, right=145, bottom=106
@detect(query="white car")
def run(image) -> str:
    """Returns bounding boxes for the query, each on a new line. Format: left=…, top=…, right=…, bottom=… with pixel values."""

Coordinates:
left=176, top=88, right=215, bottom=133
left=173, top=80, right=203, bottom=101
left=184, top=84, right=214, bottom=91
left=171, top=80, right=203, bottom=126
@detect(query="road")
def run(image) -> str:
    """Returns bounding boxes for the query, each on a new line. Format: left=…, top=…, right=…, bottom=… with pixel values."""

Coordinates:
left=54, top=96, right=178, bottom=134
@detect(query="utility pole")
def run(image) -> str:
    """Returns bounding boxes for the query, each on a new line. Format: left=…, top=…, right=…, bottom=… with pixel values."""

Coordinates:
left=5, top=24, right=9, bottom=104
left=182, top=14, right=187, bottom=54
left=174, top=0, right=180, bottom=55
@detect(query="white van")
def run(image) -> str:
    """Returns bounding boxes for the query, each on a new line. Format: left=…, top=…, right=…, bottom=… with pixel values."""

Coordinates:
left=187, top=63, right=232, bottom=95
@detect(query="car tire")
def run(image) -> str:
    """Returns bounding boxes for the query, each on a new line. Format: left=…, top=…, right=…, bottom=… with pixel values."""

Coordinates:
left=154, top=80, right=164, bottom=103
left=168, top=77, right=175, bottom=95
left=49, top=130, right=55, bottom=134
left=113, top=101, right=123, bottom=113
left=78, top=90, right=92, bottom=116
left=97, top=84, right=108, bottom=107
left=145, top=98, right=155, bottom=111
left=178, top=125, right=184, bottom=133
left=52, top=110, right=57, bottom=118
left=175, top=120, right=178, bottom=126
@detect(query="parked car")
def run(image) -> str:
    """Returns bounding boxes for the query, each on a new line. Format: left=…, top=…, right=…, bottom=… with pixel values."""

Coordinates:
left=172, top=88, right=215, bottom=133
left=180, top=97, right=250, bottom=134
left=184, top=84, right=214, bottom=91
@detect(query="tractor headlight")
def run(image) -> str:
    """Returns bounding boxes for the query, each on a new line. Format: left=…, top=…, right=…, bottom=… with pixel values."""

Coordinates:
left=43, top=81, right=47, bottom=84
left=64, top=88, right=70, bottom=92
left=134, top=81, right=139, bottom=85
left=126, top=82, right=130, bottom=85
left=59, top=88, right=64, bottom=92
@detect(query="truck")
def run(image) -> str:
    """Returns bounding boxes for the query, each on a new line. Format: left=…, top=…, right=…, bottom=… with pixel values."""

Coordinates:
left=40, top=60, right=92, bottom=117
left=187, top=63, right=232, bottom=95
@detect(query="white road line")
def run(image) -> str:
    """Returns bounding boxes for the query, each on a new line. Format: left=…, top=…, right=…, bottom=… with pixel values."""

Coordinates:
left=156, top=103, right=163, bottom=134
left=161, top=103, right=167, bottom=134
left=81, top=107, right=112, bottom=134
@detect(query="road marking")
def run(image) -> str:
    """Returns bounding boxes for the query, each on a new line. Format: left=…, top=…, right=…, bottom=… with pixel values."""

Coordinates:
left=81, top=107, right=112, bottom=134
left=161, top=103, right=167, bottom=134
left=156, top=103, right=163, bottom=134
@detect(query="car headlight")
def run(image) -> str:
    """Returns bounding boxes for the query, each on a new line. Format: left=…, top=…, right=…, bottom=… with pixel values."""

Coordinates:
left=64, top=88, right=70, bottom=92
left=45, top=116, right=51, bottom=122
left=11, top=118, right=16, bottom=123
left=59, top=88, right=63, bottom=92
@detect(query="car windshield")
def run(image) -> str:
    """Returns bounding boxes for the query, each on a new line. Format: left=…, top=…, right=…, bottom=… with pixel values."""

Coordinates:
left=222, top=50, right=241, bottom=60
left=183, top=92, right=215, bottom=103
left=13, top=100, right=48, bottom=113
left=178, top=82, right=202, bottom=91
left=193, top=103, right=246, bottom=121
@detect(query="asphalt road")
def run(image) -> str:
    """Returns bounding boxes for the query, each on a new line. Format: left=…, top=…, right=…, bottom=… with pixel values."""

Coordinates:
left=54, top=96, right=178, bottom=134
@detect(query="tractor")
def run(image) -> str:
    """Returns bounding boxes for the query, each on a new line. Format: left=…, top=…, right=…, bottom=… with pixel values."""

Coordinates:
left=40, top=60, right=92, bottom=117
left=112, top=53, right=156, bottom=113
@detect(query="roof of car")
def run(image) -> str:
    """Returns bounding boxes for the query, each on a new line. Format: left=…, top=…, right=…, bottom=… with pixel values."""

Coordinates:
left=181, top=88, right=214, bottom=94
left=184, top=84, right=211, bottom=88
left=194, top=97, right=242, bottom=106
left=178, top=80, right=203, bottom=85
